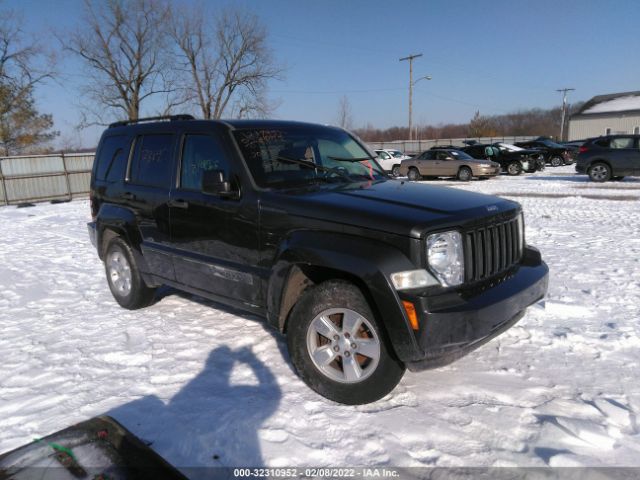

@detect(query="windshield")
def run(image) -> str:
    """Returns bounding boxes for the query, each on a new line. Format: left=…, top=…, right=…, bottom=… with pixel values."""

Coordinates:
left=447, top=150, right=474, bottom=160
left=539, top=139, right=565, bottom=148
left=233, top=126, right=385, bottom=188
left=497, top=143, right=524, bottom=152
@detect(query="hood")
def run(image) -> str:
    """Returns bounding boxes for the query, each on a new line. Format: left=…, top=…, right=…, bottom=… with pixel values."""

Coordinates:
left=262, top=179, right=518, bottom=238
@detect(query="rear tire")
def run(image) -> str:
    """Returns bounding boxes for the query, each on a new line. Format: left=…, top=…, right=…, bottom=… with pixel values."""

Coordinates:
left=287, top=280, right=406, bottom=405
left=550, top=156, right=563, bottom=167
left=407, top=167, right=421, bottom=181
left=457, top=166, right=472, bottom=181
left=588, top=162, right=611, bottom=182
left=105, top=237, right=156, bottom=309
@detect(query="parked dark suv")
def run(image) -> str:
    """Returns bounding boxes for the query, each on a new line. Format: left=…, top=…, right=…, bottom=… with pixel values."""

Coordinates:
left=575, top=135, right=640, bottom=182
left=87, top=115, right=549, bottom=404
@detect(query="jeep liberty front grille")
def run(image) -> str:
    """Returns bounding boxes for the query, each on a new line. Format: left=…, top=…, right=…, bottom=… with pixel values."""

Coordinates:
left=464, top=216, right=522, bottom=282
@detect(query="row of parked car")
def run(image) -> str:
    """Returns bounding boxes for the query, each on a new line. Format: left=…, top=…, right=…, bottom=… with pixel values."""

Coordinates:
left=374, top=137, right=576, bottom=181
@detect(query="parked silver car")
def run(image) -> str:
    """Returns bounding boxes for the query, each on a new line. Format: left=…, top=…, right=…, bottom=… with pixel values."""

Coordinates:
left=400, top=149, right=500, bottom=181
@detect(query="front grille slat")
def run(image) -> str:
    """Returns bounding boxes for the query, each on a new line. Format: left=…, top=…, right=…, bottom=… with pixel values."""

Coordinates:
left=491, top=227, right=499, bottom=274
left=503, top=223, right=513, bottom=265
left=464, top=215, right=522, bottom=283
left=474, top=231, right=483, bottom=280
left=465, top=234, right=474, bottom=280
left=498, top=223, right=506, bottom=270
left=484, top=228, right=492, bottom=277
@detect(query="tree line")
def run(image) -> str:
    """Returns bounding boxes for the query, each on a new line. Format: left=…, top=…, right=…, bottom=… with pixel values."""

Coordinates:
left=353, top=103, right=584, bottom=143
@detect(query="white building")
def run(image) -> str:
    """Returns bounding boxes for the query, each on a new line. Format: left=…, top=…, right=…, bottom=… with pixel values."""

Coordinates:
left=568, top=91, right=640, bottom=140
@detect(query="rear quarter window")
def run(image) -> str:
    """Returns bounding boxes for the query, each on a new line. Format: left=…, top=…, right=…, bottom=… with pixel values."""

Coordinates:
left=94, top=135, right=130, bottom=182
left=593, top=138, right=610, bottom=148
left=128, top=134, right=175, bottom=188
left=610, top=137, right=634, bottom=149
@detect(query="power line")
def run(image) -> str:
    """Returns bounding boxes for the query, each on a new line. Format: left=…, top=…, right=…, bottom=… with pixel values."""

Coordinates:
left=270, top=86, right=406, bottom=95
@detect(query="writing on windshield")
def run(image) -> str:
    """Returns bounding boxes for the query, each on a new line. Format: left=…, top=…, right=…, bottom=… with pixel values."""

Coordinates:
left=233, top=127, right=385, bottom=188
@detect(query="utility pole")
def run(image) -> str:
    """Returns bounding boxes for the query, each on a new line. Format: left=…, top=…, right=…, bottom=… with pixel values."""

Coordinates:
left=557, top=87, right=575, bottom=141
left=400, top=53, right=422, bottom=141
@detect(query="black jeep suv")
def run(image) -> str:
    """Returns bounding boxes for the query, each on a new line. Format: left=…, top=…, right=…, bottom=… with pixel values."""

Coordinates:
left=88, top=116, right=549, bottom=404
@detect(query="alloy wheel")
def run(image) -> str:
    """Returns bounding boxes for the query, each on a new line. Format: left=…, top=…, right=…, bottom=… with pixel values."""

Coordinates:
left=107, top=250, right=132, bottom=296
left=306, top=308, right=381, bottom=384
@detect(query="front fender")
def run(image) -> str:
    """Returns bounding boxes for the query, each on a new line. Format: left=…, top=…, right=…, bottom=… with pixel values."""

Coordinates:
left=267, top=231, right=423, bottom=362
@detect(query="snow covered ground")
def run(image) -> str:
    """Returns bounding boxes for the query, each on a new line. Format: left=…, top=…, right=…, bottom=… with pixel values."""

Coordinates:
left=1, top=165, right=639, bottom=471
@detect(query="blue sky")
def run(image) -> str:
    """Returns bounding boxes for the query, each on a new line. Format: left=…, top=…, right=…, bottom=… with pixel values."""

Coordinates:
left=11, top=0, right=640, bottom=148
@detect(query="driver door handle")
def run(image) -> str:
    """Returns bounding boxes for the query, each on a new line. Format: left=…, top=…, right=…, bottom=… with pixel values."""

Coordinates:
left=168, top=199, right=189, bottom=209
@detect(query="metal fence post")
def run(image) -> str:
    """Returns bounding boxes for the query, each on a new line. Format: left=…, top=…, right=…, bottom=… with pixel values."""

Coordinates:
left=0, top=158, right=8, bottom=206
left=61, top=152, right=72, bottom=200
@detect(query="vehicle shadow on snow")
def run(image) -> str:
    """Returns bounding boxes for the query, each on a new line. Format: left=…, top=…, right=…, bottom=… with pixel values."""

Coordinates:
left=106, top=291, right=284, bottom=471
left=154, top=286, right=294, bottom=374
left=525, top=175, right=590, bottom=182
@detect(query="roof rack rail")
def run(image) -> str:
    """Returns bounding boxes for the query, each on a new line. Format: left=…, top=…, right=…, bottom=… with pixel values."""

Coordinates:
left=108, top=114, right=195, bottom=128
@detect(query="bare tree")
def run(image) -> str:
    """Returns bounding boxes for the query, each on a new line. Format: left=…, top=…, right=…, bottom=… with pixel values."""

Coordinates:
left=336, top=95, right=353, bottom=129
left=64, top=0, right=176, bottom=124
left=0, top=8, right=58, bottom=155
left=169, top=5, right=282, bottom=119
left=468, top=110, right=497, bottom=137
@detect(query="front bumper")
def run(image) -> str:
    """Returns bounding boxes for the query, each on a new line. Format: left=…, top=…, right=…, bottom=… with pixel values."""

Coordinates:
left=404, top=247, right=548, bottom=371
left=476, top=166, right=500, bottom=176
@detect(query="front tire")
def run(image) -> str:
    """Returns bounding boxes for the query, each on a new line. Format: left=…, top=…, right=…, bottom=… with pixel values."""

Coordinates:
left=391, top=165, right=401, bottom=177
left=287, top=280, right=406, bottom=405
left=588, top=162, right=611, bottom=182
left=105, top=237, right=156, bottom=309
left=457, top=166, right=472, bottom=181
left=507, top=161, right=522, bottom=176
left=407, top=167, right=421, bottom=181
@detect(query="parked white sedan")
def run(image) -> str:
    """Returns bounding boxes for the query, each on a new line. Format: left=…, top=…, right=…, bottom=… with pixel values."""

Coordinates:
left=374, top=149, right=411, bottom=176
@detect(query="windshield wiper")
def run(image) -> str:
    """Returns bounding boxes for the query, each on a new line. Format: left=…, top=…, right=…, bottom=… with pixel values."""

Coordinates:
left=275, top=155, right=352, bottom=182
left=327, top=156, right=372, bottom=162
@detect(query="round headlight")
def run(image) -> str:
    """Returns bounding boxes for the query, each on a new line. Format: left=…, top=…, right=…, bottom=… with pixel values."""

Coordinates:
left=427, top=231, right=464, bottom=286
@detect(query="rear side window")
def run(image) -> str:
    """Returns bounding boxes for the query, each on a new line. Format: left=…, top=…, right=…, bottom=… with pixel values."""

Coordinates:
left=180, top=135, right=230, bottom=191
left=129, top=134, right=175, bottom=188
left=610, top=137, right=634, bottom=149
left=594, top=138, right=610, bottom=148
left=95, top=135, right=130, bottom=182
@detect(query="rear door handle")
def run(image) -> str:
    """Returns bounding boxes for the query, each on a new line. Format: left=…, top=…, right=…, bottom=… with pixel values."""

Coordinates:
left=169, top=199, right=189, bottom=209
left=123, top=192, right=135, bottom=200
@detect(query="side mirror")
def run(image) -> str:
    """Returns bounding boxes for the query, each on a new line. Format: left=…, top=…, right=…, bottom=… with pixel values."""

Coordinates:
left=202, top=170, right=237, bottom=198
